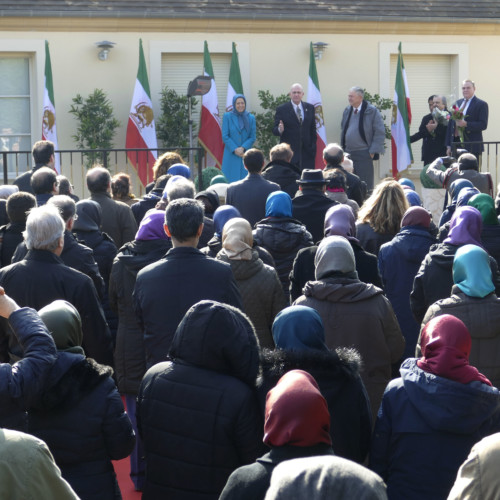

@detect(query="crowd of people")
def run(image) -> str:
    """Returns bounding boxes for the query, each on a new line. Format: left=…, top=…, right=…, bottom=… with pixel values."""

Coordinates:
left=0, top=75, right=499, bottom=500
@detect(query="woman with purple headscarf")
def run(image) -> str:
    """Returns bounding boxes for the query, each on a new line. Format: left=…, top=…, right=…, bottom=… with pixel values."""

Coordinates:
left=410, top=206, right=500, bottom=324
left=109, top=209, right=171, bottom=491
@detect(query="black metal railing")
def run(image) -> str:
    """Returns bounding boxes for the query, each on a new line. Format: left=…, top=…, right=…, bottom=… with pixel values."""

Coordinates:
left=0, top=147, right=208, bottom=195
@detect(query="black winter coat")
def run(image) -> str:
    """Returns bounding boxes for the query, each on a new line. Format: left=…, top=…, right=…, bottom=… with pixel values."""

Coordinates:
left=258, top=348, right=371, bottom=463
left=292, top=190, right=338, bottom=243
left=109, top=239, right=171, bottom=395
left=0, top=223, right=24, bottom=268
left=28, top=353, right=135, bottom=500
left=133, top=246, right=243, bottom=368
left=137, top=301, right=263, bottom=500
left=411, top=242, right=500, bottom=324
left=253, top=217, right=313, bottom=297
left=0, top=250, right=113, bottom=367
left=289, top=240, right=383, bottom=303
left=261, top=159, right=301, bottom=198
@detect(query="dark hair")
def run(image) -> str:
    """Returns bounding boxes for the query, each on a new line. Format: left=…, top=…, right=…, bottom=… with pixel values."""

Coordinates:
left=243, top=149, right=265, bottom=173
left=165, top=198, right=204, bottom=242
left=324, top=168, right=347, bottom=191
left=458, top=153, right=479, bottom=171
left=428, top=94, right=437, bottom=102
left=32, top=140, right=54, bottom=165
left=6, top=192, right=37, bottom=224
left=154, top=174, right=171, bottom=191
left=47, top=195, right=76, bottom=223
left=31, top=167, right=57, bottom=195
left=323, top=149, right=344, bottom=167
left=86, top=166, right=111, bottom=193
left=56, top=175, right=72, bottom=196
left=111, top=172, right=132, bottom=199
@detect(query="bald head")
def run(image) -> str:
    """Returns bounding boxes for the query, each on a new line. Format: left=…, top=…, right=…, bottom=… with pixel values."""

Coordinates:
left=86, top=165, right=111, bottom=194
left=323, top=143, right=344, bottom=167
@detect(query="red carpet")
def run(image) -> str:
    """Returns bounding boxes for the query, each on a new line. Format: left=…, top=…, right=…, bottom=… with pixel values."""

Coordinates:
left=114, top=455, right=141, bottom=500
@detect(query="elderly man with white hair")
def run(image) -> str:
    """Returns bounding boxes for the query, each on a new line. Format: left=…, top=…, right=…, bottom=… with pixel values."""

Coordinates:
left=0, top=204, right=113, bottom=366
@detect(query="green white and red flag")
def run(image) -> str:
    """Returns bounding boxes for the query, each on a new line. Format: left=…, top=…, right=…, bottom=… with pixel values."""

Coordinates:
left=226, top=42, right=244, bottom=112
left=41, top=41, right=60, bottom=173
left=198, top=41, right=224, bottom=168
left=307, top=42, right=327, bottom=170
left=391, top=42, right=413, bottom=177
left=126, top=39, right=158, bottom=186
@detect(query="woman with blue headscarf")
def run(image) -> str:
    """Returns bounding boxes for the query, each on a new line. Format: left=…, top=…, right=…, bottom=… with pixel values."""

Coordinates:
left=257, top=305, right=371, bottom=463
left=222, top=94, right=256, bottom=183
left=253, top=191, right=313, bottom=298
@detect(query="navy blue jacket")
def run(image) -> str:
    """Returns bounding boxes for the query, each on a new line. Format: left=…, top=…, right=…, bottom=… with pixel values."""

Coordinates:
left=370, top=358, right=500, bottom=500
left=133, top=246, right=243, bottom=368
left=378, top=226, right=436, bottom=359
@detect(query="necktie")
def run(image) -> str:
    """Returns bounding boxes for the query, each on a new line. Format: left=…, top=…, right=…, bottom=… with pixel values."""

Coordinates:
left=296, top=106, right=303, bottom=124
left=354, top=108, right=358, bottom=114
left=460, top=99, right=468, bottom=111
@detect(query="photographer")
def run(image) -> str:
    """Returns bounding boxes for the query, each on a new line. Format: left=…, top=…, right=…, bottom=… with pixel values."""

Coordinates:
left=426, top=152, right=494, bottom=197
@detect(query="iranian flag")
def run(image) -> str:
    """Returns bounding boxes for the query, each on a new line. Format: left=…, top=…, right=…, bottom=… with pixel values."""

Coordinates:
left=41, top=41, right=60, bottom=173
left=198, top=41, right=224, bottom=168
left=391, top=42, right=413, bottom=177
left=226, top=42, right=243, bottom=112
left=307, top=42, right=327, bottom=170
left=126, top=39, right=158, bottom=187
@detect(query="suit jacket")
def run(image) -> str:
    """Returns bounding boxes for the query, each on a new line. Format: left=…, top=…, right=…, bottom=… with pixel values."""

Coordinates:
left=446, top=96, right=488, bottom=154
left=273, top=101, right=317, bottom=170
left=411, top=112, right=447, bottom=165
left=226, top=174, right=281, bottom=227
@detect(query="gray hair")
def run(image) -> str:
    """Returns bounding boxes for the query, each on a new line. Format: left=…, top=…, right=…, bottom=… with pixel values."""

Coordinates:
left=350, top=86, right=365, bottom=97
left=166, top=178, right=195, bottom=202
left=24, top=204, right=65, bottom=251
left=439, top=95, right=448, bottom=107
left=47, top=195, right=76, bottom=223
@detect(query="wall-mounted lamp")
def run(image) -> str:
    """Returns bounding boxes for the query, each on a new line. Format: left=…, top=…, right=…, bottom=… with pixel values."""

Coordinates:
left=95, top=41, right=116, bottom=61
left=312, top=42, right=329, bottom=61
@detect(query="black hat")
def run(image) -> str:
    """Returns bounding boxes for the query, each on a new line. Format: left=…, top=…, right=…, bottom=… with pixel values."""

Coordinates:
left=297, top=169, right=328, bottom=185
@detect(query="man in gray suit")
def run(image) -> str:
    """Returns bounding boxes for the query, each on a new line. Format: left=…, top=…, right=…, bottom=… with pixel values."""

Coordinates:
left=226, top=149, right=280, bottom=227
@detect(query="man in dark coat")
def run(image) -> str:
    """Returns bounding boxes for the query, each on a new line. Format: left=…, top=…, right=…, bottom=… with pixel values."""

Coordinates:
left=30, top=166, right=58, bottom=207
left=446, top=79, right=488, bottom=159
left=86, top=166, right=138, bottom=248
left=137, top=300, right=262, bottom=500
left=0, top=192, right=36, bottom=268
left=133, top=198, right=243, bottom=368
left=13, top=140, right=55, bottom=194
left=272, top=83, right=317, bottom=170
left=0, top=204, right=113, bottom=367
left=322, top=143, right=366, bottom=206
left=226, top=149, right=280, bottom=227
left=131, top=174, right=170, bottom=226
left=292, top=169, right=337, bottom=243
left=12, top=195, right=105, bottom=299
left=411, top=95, right=448, bottom=165
left=262, top=143, right=301, bottom=197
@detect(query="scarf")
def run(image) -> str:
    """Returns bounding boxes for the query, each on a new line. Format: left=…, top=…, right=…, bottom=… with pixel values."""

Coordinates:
left=453, top=244, right=495, bottom=298
left=232, top=93, right=251, bottom=133
left=265, top=191, right=293, bottom=218
left=221, top=217, right=253, bottom=260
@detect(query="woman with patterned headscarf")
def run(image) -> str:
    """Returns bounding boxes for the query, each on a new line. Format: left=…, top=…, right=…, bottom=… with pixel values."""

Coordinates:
left=370, top=315, right=500, bottom=500
left=222, top=94, right=256, bottom=183
left=217, top=217, right=286, bottom=348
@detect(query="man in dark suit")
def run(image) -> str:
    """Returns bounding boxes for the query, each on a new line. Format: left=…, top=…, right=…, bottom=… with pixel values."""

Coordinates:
left=273, top=83, right=317, bottom=170
left=411, top=95, right=448, bottom=165
left=446, top=79, right=488, bottom=159
left=226, top=149, right=280, bottom=227
left=133, top=198, right=243, bottom=368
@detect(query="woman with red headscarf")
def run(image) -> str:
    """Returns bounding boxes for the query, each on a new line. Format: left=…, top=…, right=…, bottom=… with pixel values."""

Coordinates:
left=370, top=315, right=500, bottom=500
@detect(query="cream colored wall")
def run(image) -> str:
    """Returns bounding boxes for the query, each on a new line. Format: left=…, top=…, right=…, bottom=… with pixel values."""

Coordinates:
left=2, top=24, right=500, bottom=194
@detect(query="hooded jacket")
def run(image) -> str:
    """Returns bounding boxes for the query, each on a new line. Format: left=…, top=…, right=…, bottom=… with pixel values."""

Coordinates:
left=370, top=358, right=500, bottom=500
left=109, top=238, right=171, bottom=394
left=137, top=300, right=263, bottom=500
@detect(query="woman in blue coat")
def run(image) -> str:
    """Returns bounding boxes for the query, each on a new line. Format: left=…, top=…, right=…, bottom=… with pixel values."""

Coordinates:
left=222, top=94, right=256, bottom=183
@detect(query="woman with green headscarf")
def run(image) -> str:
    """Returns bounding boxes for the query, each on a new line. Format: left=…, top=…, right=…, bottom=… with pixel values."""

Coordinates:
left=27, top=300, right=135, bottom=500
left=468, top=193, right=500, bottom=269
left=222, top=94, right=256, bottom=183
